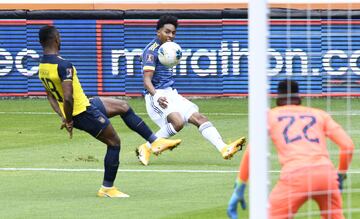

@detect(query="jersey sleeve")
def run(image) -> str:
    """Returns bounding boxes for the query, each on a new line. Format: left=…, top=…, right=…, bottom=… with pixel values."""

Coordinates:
left=58, top=60, right=74, bottom=82
left=142, top=49, right=156, bottom=72
left=324, top=112, right=354, bottom=173
left=238, top=146, right=250, bottom=183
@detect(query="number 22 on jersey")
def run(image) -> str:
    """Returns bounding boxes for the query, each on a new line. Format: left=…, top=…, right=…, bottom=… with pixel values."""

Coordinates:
left=278, top=115, right=320, bottom=144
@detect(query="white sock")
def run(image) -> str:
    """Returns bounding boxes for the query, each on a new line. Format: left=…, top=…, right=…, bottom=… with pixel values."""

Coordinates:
left=145, top=142, right=152, bottom=149
left=155, top=123, right=178, bottom=138
left=145, top=123, right=178, bottom=149
left=199, top=121, right=226, bottom=151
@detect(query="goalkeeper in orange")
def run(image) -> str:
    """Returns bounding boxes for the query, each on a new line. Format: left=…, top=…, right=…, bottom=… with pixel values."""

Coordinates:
left=227, top=79, right=354, bottom=219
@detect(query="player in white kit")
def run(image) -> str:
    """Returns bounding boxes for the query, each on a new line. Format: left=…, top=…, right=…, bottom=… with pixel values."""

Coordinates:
left=136, top=15, right=246, bottom=165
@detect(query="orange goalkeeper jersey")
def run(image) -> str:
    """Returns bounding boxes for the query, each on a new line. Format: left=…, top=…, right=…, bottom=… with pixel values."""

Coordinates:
left=239, top=105, right=354, bottom=182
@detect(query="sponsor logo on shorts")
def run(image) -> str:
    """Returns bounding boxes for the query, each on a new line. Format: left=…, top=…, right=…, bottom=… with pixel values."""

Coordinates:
left=98, top=116, right=106, bottom=124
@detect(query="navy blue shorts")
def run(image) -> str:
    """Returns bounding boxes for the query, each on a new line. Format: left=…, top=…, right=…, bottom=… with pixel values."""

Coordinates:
left=73, top=97, right=110, bottom=138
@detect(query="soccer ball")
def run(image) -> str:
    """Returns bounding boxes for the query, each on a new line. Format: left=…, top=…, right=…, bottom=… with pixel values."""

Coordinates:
left=158, top=42, right=182, bottom=67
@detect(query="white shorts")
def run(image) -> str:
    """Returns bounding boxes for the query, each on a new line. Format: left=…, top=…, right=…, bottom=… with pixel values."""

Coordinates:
left=145, top=87, right=199, bottom=128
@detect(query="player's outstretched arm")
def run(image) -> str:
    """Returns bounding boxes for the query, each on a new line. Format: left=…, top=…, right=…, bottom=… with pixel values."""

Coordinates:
left=227, top=181, right=247, bottom=219
left=227, top=148, right=249, bottom=218
left=46, top=91, right=64, bottom=120
left=61, top=80, right=74, bottom=139
left=325, top=114, right=355, bottom=191
left=143, top=70, right=156, bottom=96
left=143, top=70, right=168, bottom=109
left=337, top=173, right=347, bottom=191
left=328, top=126, right=354, bottom=174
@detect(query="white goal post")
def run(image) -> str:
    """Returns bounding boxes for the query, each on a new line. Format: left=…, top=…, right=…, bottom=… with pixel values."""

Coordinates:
left=248, top=1, right=359, bottom=218
left=248, top=1, right=269, bottom=219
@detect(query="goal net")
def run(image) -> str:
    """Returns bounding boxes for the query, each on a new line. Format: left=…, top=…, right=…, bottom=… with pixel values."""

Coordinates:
left=248, top=1, right=360, bottom=218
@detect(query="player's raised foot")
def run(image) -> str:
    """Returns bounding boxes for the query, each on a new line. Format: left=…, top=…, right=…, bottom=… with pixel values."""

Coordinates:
left=136, top=143, right=151, bottom=166
left=221, top=137, right=246, bottom=160
left=97, top=186, right=130, bottom=198
left=151, top=138, right=182, bottom=155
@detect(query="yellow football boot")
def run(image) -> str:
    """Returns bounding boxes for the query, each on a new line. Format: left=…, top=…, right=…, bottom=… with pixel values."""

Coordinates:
left=221, top=137, right=246, bottom=160
left=135, top=143, right=152, bottom=166
left=151, top=138, right=182, bottom=155
left=97, top=186, right=129, bottom=198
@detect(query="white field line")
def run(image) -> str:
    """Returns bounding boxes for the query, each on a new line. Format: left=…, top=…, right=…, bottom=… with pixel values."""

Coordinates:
left=1, top=167, right=360, bottom=174
left=2, top=111, right=360, bottom=116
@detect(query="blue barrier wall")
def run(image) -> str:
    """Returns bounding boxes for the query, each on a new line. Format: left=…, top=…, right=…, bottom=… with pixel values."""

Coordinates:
left=0, top=10, right=360, bottom=97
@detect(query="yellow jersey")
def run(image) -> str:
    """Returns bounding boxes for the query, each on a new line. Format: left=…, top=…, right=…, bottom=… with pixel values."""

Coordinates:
left=38, top=54, right=90, bottom=116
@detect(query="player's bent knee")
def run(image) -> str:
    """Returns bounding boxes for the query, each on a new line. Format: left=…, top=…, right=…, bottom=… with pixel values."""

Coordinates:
left=102, top=136, right=121, bottom=147
left=116, top=100, right=130, bottom=114
left=167, top=113, right=184, bottom=131
left=198, top=116, right=209, bottom=124
left=98, top=125, right=121, bottom=146
left=171, top=121, right=184, bottom=132
left=109, top=134, right=121, bottom=147
left=198, top=113, right=208, bottom=122
left=189, top=113, right=208, bottom=127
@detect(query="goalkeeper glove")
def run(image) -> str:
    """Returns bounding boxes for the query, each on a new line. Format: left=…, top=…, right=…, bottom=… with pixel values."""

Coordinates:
left=338, top=173, right=347, bottom=191
left=227, top=181, right=246, bottom=219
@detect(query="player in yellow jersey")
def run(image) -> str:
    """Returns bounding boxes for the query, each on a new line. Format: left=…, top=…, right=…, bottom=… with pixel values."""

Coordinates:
left=38, top=25, right=181, bottom=198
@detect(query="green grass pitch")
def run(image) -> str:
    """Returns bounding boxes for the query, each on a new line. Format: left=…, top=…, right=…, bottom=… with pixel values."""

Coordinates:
left=0, top=98, right=359, bottom=219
